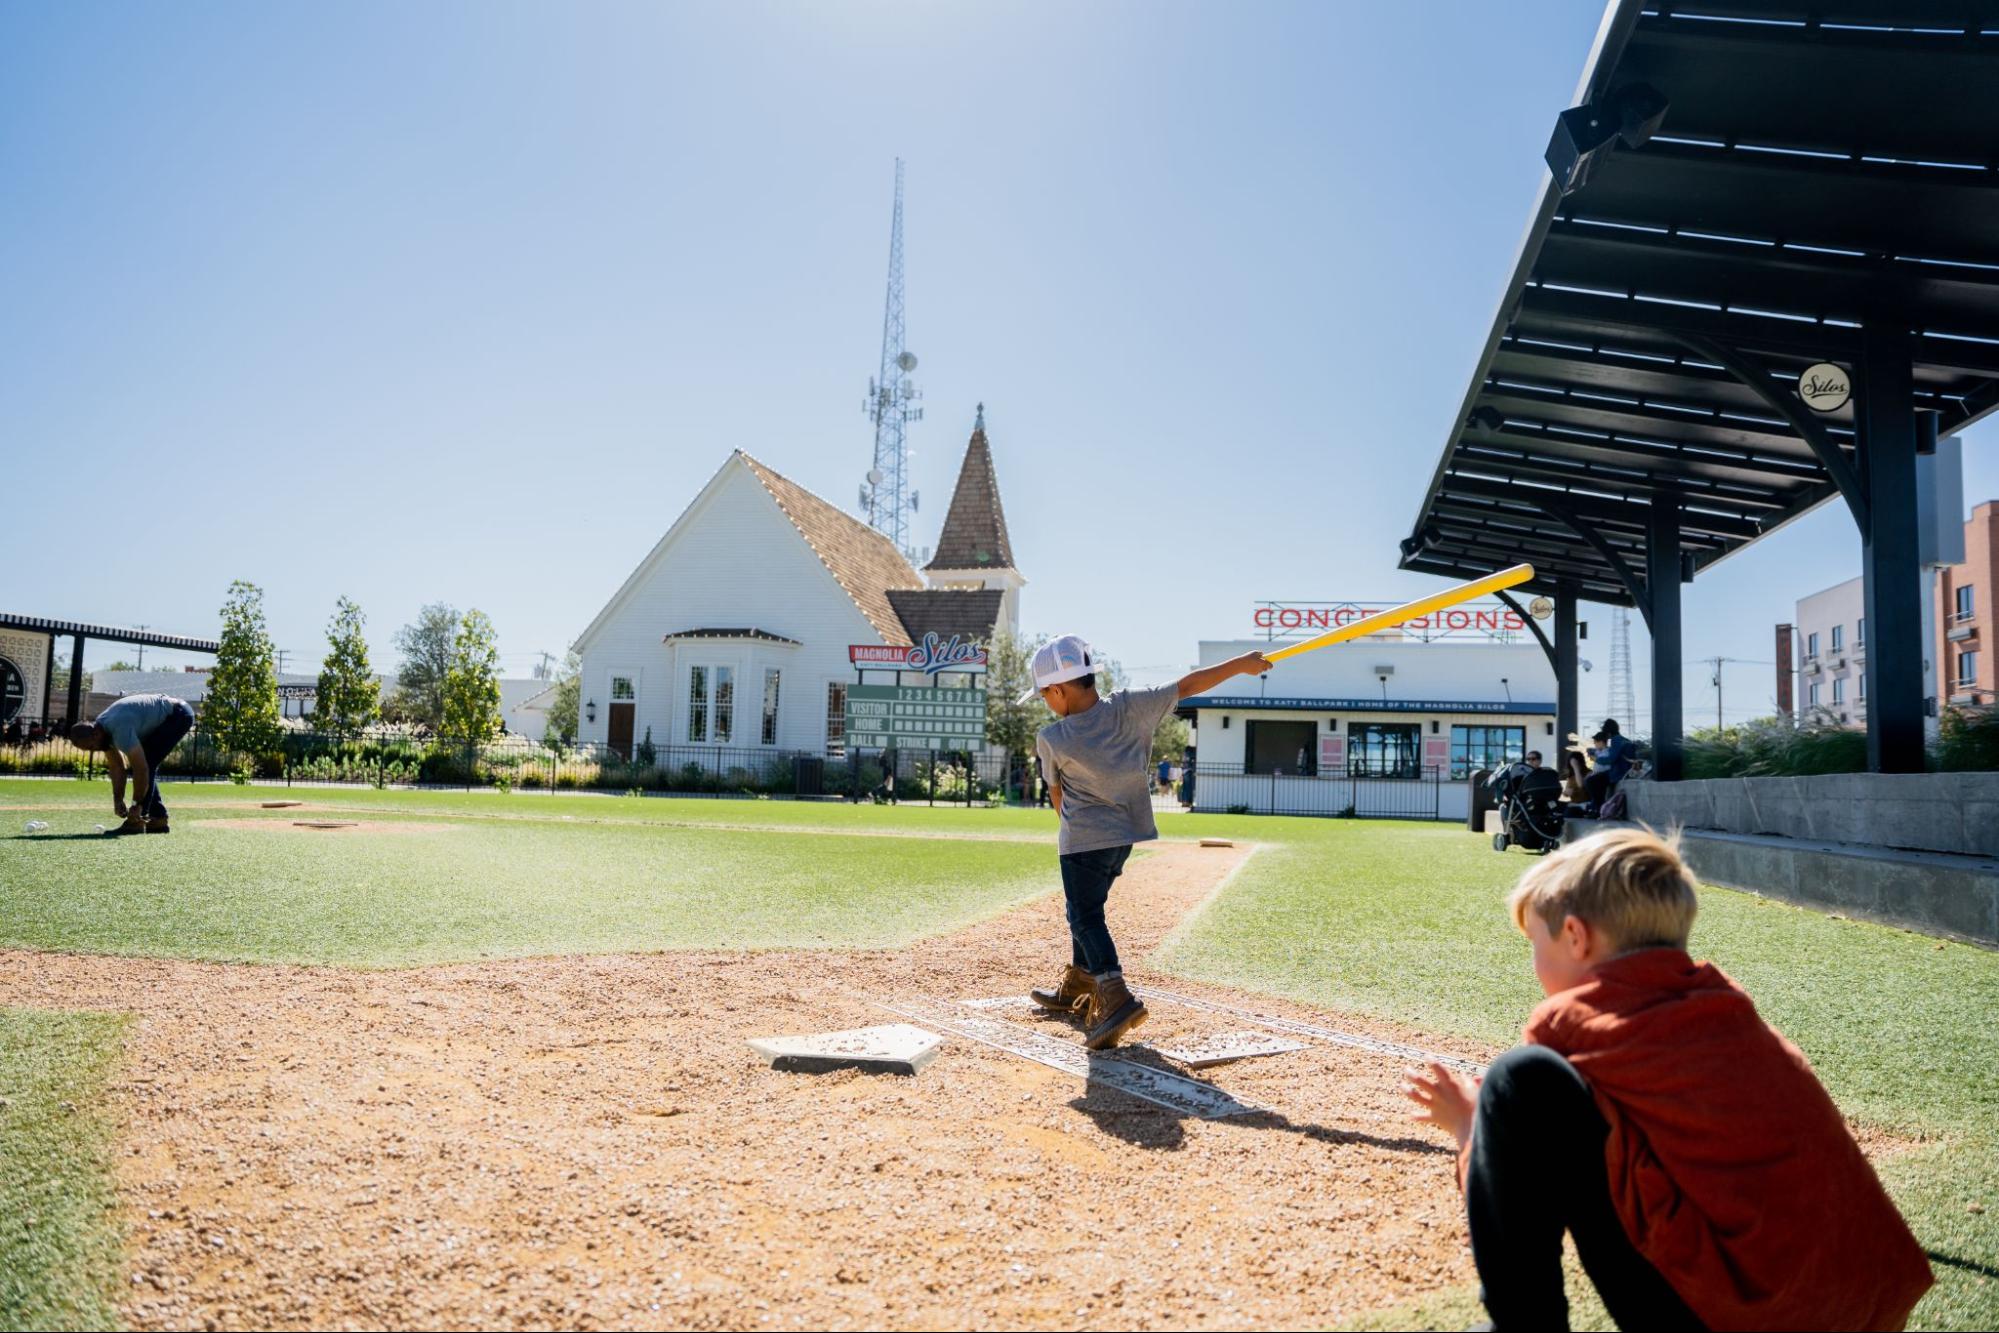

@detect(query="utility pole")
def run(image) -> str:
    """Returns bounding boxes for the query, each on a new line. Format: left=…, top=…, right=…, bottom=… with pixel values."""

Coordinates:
left=136, top=628, right=148, bottom=671
left=1709, top=655, right=1725, bottom=731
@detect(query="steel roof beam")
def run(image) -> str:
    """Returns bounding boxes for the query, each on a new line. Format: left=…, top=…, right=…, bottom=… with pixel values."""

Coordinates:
left=1514, top=285, right=1864, bottom=360
left=1477, top=386, right=1817, bottom=455
left=1452, top=443, right=1794, bottom=510
left=1462, top=423, right=1822, bottom=484
left=1439, top=474, right=1762, bottom=541
left=1429, top=499, right=1729, bottom=555
left=1674, top=333, right=1871, bottom=533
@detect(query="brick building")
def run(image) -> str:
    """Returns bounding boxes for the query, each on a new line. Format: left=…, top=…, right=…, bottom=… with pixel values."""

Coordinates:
left=1937, top=500, right=1997, bottom=708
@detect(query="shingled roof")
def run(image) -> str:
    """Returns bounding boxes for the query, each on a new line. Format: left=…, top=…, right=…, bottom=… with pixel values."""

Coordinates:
left=925, top=408, right=1016, bottom=573
left=885, top=588, right=1006, bottom=644
left=739, top=452, right=924, bottom=646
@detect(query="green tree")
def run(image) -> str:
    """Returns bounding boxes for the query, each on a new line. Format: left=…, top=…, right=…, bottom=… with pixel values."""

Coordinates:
left=102, top=660, right=139, bottom=673
left=205, top=580, right=282, bottom=756
left=391, top=602, right=458, bottom=729
left=1151, top=712, right=1191, bottom=767
left=314, top=596, right=379, bottom=739
left=442, top=609, right=503, bottom=742
left=983, top=627, right=1050, bottom=764
left=545, top=648, right=582, bottom=746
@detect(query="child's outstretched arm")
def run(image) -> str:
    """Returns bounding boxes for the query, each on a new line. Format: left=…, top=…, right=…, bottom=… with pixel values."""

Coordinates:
left=1403, top=1061, right=1479, bottom=1150
left=1175, top=651, right=1275, bottom=701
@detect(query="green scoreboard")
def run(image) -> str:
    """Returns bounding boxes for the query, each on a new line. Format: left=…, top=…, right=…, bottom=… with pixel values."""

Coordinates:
left=843, top=684, right=989, bottom=749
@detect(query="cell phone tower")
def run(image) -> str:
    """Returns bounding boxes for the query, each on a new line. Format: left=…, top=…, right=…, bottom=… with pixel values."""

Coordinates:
left=1607, top=605, right=1637, bottom=729
left=859, top=159, right=923, bottom=556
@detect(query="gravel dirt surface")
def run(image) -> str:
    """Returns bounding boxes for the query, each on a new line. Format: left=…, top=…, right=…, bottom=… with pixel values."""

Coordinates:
left=0, top=839, right=1504, bottom=1331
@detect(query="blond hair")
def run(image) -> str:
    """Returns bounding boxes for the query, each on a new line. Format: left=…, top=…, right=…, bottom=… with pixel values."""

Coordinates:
left=1507, top=827, right=1698, bottom=951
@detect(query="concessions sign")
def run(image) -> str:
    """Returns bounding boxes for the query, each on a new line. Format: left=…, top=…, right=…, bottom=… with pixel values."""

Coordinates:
left=849, top=632, right=988, bottom=675
left=1253, top=600, right=1525, bottom=643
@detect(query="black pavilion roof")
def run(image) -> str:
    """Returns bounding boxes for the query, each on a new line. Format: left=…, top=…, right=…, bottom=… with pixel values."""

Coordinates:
left=1400, top=1, right=1999, bottom=606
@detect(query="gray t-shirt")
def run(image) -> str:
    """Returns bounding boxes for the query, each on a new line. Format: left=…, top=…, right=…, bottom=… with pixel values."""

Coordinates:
left=96, top=693, right=184, bottom=753
left=1036, top=683, right=1180, bottom=856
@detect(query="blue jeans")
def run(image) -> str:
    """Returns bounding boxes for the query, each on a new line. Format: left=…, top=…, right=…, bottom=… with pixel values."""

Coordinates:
left=135, top=703, right=195, bottom=821
left=1060, top=844, right=1131, bottom=976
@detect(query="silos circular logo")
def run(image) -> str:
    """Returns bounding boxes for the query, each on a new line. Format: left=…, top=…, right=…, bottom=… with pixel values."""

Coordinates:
left=1798, top=362, right=1851, bottom=413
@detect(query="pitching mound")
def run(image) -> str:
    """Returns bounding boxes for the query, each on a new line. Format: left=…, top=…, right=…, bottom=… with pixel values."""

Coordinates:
left=205, top=818, right=459, bottom=836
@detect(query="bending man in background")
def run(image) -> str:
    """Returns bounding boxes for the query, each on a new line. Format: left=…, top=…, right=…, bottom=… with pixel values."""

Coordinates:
left=69, top=692, right=196, bottom=834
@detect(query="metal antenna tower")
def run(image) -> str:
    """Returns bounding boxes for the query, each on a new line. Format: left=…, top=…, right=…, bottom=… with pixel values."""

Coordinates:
left=860, top=159, right=923, bottom=554
left=1607, top=606, right=1636, bottom=727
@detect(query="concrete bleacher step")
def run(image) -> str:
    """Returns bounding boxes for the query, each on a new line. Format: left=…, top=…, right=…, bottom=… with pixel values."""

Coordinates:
left=1560, top=817, right=1999, bottom=945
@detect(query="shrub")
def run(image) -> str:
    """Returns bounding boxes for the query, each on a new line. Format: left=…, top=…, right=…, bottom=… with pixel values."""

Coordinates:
left=1683, top=713, right=1868, bottom=779
left=1936, top=706, right=1999, bottom=773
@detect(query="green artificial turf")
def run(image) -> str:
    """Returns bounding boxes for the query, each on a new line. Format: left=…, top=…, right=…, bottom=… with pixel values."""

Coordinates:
left=0, top=781, right=1057, bottom=966
left=0, top=1007, right=128, bottom=1332
left=1148, top=814, right=1999, bottom=1332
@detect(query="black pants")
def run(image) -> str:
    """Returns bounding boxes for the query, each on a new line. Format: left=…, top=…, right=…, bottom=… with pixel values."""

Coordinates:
left=135, top=704, right=195, bottom=821
left=1059, top=844, right=1131, bottom=975
left=1466, top=1046, right=1705, bottom=1332
left=1583, top=770, right=1617, bottom=809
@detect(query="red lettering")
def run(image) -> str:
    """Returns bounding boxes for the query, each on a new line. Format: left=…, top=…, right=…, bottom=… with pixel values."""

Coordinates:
left=1279, top=608, right=1303, bottom=629
left=1502, top=612, right=1524, bottom=629
left=1306, top=609, right=1330, bottom=628
left=1474, top=610, right=1499, bottom=630
left=1446, top=609, right=1471, bottom=630
left=1332, top=608, right=1356, bottom=626
left=1254, top=607, right=1273, bottom=628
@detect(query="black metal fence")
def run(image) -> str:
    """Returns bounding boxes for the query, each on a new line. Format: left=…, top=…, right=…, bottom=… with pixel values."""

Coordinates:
left=1185, top=762, right=1447, bottom=820
left=0, top=729, right=1024, bottom=804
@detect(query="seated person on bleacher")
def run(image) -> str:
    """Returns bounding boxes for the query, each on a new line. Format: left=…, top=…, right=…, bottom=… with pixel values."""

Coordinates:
left=1583, top=719, right=1635, bottom=814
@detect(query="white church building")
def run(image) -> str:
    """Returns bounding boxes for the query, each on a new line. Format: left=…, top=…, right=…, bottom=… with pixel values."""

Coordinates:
left=572, top=415, right=1022, bottom=759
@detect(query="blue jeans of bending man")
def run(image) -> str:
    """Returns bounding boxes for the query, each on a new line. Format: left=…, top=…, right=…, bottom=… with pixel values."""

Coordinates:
left=134, top=703, right=195, bottom=822
left=1059, top=844, right=1132, bottom=976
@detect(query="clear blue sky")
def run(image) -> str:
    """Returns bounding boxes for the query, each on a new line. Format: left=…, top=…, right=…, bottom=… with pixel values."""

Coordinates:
left=4, top=2, right=1992, bottom=722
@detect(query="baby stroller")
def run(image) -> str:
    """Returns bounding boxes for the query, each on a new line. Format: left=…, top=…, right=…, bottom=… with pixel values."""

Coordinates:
left=1489, top=764, right=1566, bottom=854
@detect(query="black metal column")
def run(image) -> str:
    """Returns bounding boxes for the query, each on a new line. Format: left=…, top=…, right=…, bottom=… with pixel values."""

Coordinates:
left=65, top=634, right=86, bottom=727
left=1554, top=582, right=1579, bottom=761
left=1646, top=499, right=1684, bottom=781
left=40, top=637, right=54, bottom=726
left=1858, top=319, right=1925, bottom=773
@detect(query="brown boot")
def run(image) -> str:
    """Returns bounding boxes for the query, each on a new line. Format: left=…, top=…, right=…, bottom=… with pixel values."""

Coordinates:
left=1084, top=973, right=1148, bottom=1050
left=1030, top=965, right=1095, bottom=1015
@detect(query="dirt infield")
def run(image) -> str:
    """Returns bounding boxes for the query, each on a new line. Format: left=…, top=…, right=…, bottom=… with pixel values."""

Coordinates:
left=0, top=840, right=1500, bottom=1331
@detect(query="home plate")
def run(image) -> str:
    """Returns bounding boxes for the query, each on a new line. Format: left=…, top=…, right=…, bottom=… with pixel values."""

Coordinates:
left=746, top=1023, right=942, bottom=1076
left=1199, top=838, right=1234, bottom=848
left=1161, top=1031, right=1306, bottom=1069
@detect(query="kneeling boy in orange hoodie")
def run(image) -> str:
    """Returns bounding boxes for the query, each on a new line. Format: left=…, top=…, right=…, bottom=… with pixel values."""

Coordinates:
left=1406, top=828, right=1931, bottom=1331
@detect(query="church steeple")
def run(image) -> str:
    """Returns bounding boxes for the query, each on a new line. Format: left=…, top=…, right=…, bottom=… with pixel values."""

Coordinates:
left=926, top=404, right=1016, bottom=573
left=924, top=405, right=1024, bottom=633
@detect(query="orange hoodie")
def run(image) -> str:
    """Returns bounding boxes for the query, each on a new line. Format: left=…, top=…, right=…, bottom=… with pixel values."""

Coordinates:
left=1521, top=949, right=1931, bottom=1332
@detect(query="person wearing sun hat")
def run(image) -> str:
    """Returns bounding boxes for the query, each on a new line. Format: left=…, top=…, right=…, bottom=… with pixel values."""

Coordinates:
left=1025, top=634, right=1274, bottom=1048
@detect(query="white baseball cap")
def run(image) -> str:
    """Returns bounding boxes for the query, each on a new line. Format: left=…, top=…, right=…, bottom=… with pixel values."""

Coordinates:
left=1020, top=634, right=1097, bottom=703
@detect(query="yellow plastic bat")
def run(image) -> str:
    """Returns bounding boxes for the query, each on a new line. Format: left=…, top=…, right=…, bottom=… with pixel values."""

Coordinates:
left=1264, top=564, right=1537, bottom=663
